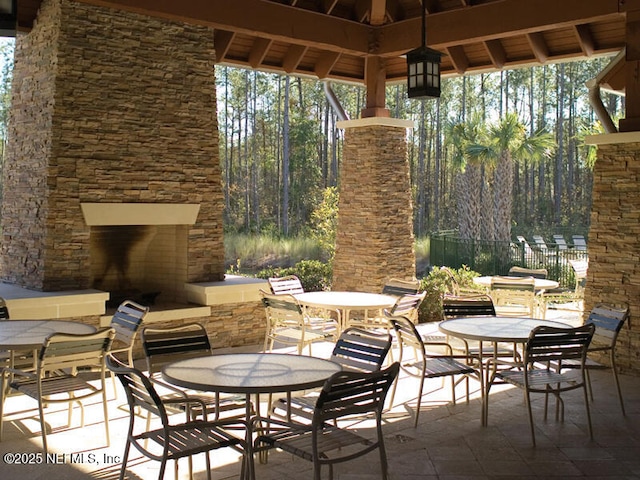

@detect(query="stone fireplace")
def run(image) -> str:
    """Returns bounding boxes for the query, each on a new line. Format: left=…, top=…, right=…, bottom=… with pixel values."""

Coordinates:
left=0, top=0, right=225, bottom=308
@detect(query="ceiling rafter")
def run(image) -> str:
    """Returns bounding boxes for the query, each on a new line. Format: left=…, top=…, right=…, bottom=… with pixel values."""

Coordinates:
left=370, top=0, right=387, bottom=25
left=574, top=24, right=596, bottom=57
left=213, top=30, right=235, bottom=62
left=315, top=51, right=342, bottom=78
left=446, top=45, right=469, bottom=74
left=484, top=39, right=506, bottom=68
left=248, top=37, right=273, bottom=68
left=283, top=44, right=309, bottom=73
left=526, top=32, right=549, bottom=64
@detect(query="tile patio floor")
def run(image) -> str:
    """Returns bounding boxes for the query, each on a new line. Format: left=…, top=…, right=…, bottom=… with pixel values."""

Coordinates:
left=1, top=312, right=639, bottom=479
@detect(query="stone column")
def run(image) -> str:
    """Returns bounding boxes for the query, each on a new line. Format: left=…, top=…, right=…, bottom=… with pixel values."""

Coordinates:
left=332, top=118, right=416, bottom=292
left=584, top=132, right=640, bottom=375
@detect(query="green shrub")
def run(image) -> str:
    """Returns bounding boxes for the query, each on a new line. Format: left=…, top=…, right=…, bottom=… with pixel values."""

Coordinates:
left=256, top=260, right=332, bottom=292
left=417, top=265, right=482, bottom=323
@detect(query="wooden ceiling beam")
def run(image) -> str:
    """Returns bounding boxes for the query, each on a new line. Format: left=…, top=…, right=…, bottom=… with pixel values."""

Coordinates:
left=248, top=37, right=273, bottom=68
left=526, top=32, right=549, bottom=63
left=574, top=24, right=595, bottom=57
left=315, top=51, right=341, bottom=78
left=370, top=0, right=387, bottom=26
left=213, top=30, right=235, bottom=62
left=283, top=44, right=308, bottom=73
left=376, top=0, right=621, bottom=56
left=446, top=45, right=469, bottom=74
left=484, top=39, right=506, bottom=68
left=74, top=0, right=371, bottom=55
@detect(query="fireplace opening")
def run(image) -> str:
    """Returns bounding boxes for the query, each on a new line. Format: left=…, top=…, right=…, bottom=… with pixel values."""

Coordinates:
left=90, top=224, right=188, bottom=307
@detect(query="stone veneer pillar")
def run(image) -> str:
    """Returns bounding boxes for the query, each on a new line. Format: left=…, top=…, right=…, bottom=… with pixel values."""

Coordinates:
left=332, top=118, right=416, bottom=292
left=585, top=132, right=640, bottom=375
left=0, top=0, right=225, bottom=292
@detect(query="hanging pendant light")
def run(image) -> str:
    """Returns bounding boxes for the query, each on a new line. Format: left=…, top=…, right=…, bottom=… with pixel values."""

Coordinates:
left=406, top=1, right=441, bottom=99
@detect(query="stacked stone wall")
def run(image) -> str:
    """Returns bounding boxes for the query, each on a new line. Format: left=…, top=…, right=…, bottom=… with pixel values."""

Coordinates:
left=0, top=0, right=225, bottom=291
left=585, top=142, right=640, bottom=374
left=333, top=123, right=416, bottom=292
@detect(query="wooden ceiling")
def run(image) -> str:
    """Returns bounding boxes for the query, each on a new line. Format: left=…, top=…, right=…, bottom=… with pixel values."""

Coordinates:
left=16, top=0, right=627, bottom=85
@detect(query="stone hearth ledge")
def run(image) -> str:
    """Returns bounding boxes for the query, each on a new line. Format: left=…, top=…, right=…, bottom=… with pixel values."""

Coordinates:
left=0, top=283, right=109, bottom=319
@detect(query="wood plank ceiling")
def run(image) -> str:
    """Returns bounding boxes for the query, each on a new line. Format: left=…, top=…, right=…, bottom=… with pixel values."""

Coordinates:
left=17, top=0, right=626, bottom=87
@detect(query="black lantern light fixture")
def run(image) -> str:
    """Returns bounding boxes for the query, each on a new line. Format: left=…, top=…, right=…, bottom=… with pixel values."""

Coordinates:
left=0, top=0, right=17, bottom=37
left=406, top=1, right=441, bottom=99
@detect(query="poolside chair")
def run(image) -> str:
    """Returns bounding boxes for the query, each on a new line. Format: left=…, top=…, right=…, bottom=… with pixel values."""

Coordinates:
left=541, top=259, right=587, bottom=316
left=572, top=235, right=588, bottom=251
left=485, top=324, right=595, bottom=446
left=559, top=303, right=630, bottom=415
left=508, top=266, right=548, bottom=279
left=553, top=234, right=569, bottom=251
left=0, top=328, right=115, bottom=454
left=389, top=315, right=475, bottom=427
left=254, top=363, right=400, bottom=480
left=269, top=327, right=392, bottom=422
left=0, top=298, right=34, bottom=371
left=106, top=355, right=248, bottom=480
left=261, top=290, right=333, bottom=355
left=267, top=275, right=305, bottom=295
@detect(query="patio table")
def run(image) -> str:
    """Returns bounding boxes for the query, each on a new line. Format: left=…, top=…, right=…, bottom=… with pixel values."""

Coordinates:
left=294, top=291, right=396, bottom=332
left=162, top=352, right=341, bottom=479
left=438, top=316, right=571, bottom=425
left=0, top=319, right=97, bottom=368
left=473, top=275, right=559, bottom=292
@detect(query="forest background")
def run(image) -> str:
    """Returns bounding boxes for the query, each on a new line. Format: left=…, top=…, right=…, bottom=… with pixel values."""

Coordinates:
left=0, top=39, right=622, bottom=275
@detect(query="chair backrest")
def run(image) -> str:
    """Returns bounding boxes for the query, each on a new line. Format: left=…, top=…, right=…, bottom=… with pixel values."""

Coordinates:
left=381, top=278, right=420, bottom=297
left=0, top=298, right=9, bottom=320
left=110, top=300, right=149, bottom=345
left=516, top=236, right=534, bottom=255
left=389, top=291, right=426, bottom=316
left=572, top=235, right=588, bottom=251
left=268, top=275, right=305, bottom=295
left=553, top=234, right=569, bottom=250
left=585, top=303, right=629, bottom=349
left=313, top=363, right=399, bottom=425
left=106, top=355, right=169, bottom=421
left=438, top=267, right=460, bottom=296
left=330, top=327, right=391, bottom=372
left=508, top=266, right=548, bottom=279
left=532, top=235, right=548, bottom=251
left=141, top=323, right=212, bottom=375
left=490, top=277, right=536, bottom=313
left=524, top=324, right=595, bottom=367
left=261, top=290, right=304, bottom=326
left=389, top=315, right=426, bottom=358
left=39, top=328, right=115, bottom=372
left=442, top=294, right=496, bottom=319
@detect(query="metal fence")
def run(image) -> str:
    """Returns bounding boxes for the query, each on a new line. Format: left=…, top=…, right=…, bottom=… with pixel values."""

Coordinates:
left=428, top=232, right=588, bottom=288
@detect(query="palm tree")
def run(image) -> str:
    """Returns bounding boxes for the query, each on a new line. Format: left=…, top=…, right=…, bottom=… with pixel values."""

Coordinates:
left=466, top=113, right=554, bottom=242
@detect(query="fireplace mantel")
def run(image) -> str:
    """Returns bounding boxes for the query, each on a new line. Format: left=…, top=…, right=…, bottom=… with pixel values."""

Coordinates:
left=81, top=203, right=200, bottom=226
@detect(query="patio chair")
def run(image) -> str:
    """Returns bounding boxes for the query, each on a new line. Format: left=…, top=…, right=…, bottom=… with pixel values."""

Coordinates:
left=442, top=294, right=517, bottom=364
left=541, top=258, right=587, bottom=316
left=268, top=275, right=339, bottom=337
left=508, top=266, right=548, bottom=279
left=261, top=290, right=333, bottom=355
left=532, top=235, right=551, bottom=253
left=489, top=276, right=537, bottom=317
left=381, top=277, right=420, bottom=296
left=269, top=327, right=392, bottom=421
left=106, top=299, right=149, bottom=397
left=485, top=324, right=595, bottom=446
left=106, top=355, right=248, bottom=480
left=389, top=315, right=475, bottom=427
left=253, top=363, right=400, bottom=480
left=268, top=275, right=305, bottom=295
left=0, top=298, right=35, bottom=371
left=0, top=328, right=115, bottom=454
left=559, top=303, right=630, bottom=415
left=141, top=323, right=248, bottom=421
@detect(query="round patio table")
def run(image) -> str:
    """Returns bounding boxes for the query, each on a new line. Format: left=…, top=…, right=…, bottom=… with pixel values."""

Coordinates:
left=0, top=319, right=96, bottom=349
left=472, top=276, right=559, bottom=292
left=162, top=352, right=342, bottom=478
left=294, top=291, right=397, bottom=331
left=439, top=316, right=571, bottom=425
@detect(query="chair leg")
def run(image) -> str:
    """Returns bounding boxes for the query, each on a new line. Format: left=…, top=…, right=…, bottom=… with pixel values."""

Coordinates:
left=582, top=382, right=594, bottom=440
left=38, top=398, right=49, bottom=454
left=414, top=376, right=426, bottom=427
left=102, top=383, right=110, bottom=447
left=524, top=390, right=536, bottom=447
left=610, top=354, right=626, bottom=416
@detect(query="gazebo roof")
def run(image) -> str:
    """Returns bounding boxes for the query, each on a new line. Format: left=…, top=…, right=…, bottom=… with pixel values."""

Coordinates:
left=16, top=0, right=625, bottom=88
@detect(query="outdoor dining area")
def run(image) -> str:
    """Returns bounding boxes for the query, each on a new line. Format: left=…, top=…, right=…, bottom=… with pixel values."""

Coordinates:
left=0, top=275, right=639, bottom=480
